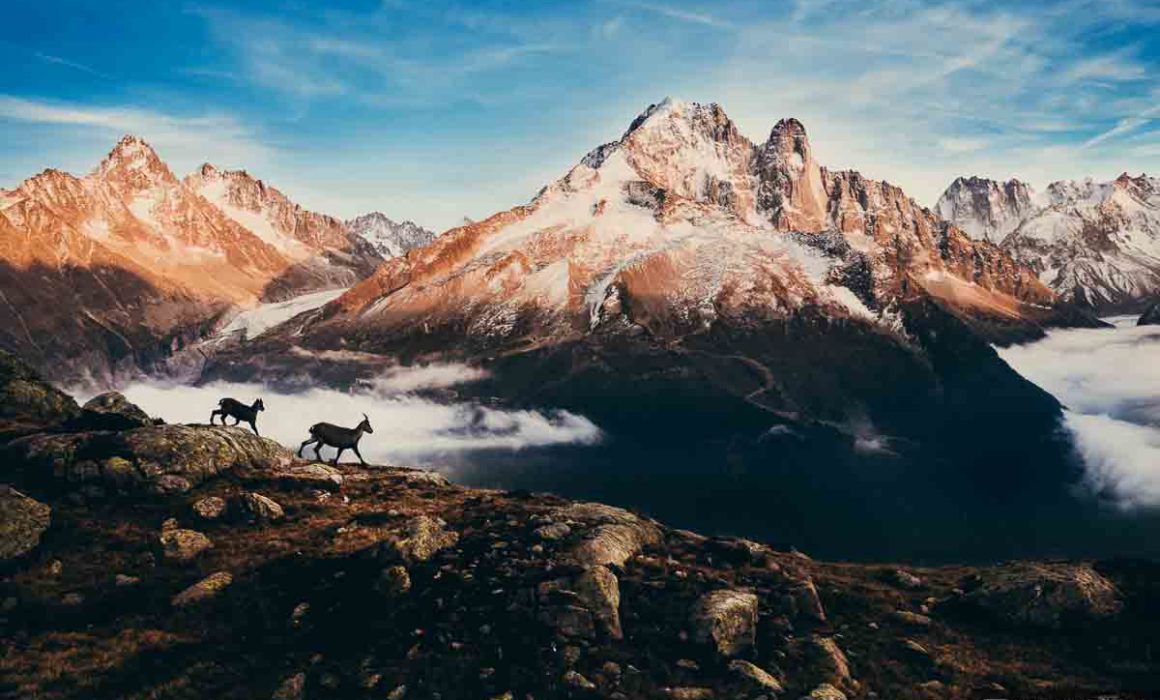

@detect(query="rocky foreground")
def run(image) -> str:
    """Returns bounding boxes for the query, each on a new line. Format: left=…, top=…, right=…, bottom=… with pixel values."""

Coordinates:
left=1, top=351, right=1157, bottom=700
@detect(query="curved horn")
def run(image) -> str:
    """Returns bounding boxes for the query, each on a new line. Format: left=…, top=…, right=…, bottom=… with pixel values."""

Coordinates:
left=362, top=413, right=369, bottom=421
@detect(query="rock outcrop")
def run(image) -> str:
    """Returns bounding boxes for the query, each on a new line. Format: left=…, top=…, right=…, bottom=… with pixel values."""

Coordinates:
left=5, top=424, right=289, bottom=496
left=959, top=562, right=1123, bottom=629
left=0, top=485, right=52, bottom=560
left=690, top=589, right=759, bottom=657
left=0, top=349, right=80, bottom=435
left=78, top=391, right=155, bottom=430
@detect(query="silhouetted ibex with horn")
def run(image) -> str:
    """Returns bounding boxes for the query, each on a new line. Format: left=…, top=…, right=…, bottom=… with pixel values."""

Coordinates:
left=297, top=413, right=374, bottom=466
left=210, top=397, right=265, bottom=436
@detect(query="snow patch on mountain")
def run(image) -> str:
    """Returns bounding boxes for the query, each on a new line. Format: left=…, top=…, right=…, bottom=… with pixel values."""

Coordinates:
left=220, top=288, right=348, bottom=341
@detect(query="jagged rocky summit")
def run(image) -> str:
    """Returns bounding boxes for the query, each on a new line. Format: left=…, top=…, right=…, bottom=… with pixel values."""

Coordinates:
left=938, top=173, right=1160, bottom=312
left=0, top=136, right=437, bottom=385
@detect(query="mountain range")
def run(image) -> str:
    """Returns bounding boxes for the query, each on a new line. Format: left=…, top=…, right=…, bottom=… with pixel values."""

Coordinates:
left=199, top=100, right=1112, bottom=555
left=0, top=137, right=432, bottom=384
left=3, top=98, right=1153, bottom=556
left=937, top=173, right=1160, bottom=311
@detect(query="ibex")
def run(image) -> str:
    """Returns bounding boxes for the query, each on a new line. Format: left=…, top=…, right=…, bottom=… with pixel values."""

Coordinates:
left=210, top=397, right=265, bottom=436
left=297, top=414, right=374, bottom=466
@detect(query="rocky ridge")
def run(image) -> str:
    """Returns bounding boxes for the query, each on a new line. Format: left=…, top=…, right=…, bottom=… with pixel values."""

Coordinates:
left=937, top=173, right=1160, bottom=311
left=345, top=213, right=436, bottom=259
left=2, top=352, right=1157, bottom=699
left=0, top=136, right=386, bottom=385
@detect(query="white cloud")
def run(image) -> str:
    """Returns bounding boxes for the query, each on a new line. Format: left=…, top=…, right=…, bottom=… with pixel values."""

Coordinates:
left=0, top=95, right=271, bottom=171
left=998, top=320, right=1160, bottom=507
left=102, top=369, right=601, bottom=467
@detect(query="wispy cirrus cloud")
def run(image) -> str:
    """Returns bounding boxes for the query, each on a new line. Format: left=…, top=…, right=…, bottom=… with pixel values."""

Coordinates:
left=0, top=95, right=271, bottom=170
left=33, top=52, right=113, bottom=80
left=189, top=4, right=573, bottom=104
left=1082, top=101, right=1160, bottom=149
left=621, top=1, right=734, bottom=29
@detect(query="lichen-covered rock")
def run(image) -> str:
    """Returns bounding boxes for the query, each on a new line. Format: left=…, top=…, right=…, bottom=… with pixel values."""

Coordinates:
left=0, top=485, right=51, bottom=560
left=275, top=463, right=344, bottom=490
left=559, top=502, right=662, bottom=568
left=808, top=636, right=851, bottom=687
left=6, top=425, right=290, bottom=496
left=379, top=565, right=412, bottom=596
left=962, top=563, right=1123, bottom=629
left=379, top=515, right=459, bottom=564
left=785, top=577, right=827, bottom=623
left=172, top=571, right=233, bottom=606
left=728, top=659, right=783, bottom=694
left=534, top=522, right=571, bottom=541
left=78, top=391, right=154, bottom=430
left=802, top=684, right=846, bottom=700
left=192, top=496, right=227, bottom=520
left=891, top=610, right=933, bottom=628
left=230, top=492, right=285, bottom=523
left=882, top=568, right=924, bottom=590
left=691, top=589, right=759, bottom=657
left=159, top=528, right=213, bottom=562
left=0, top=350, right=80, bottom=432
left=574, top=565, right=623, bottom=639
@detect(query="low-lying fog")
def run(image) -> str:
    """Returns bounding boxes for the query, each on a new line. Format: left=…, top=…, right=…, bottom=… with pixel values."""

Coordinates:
left=83, top=318, right=1160, bottom=562
left=998, top=316, right=1160, bottom=507
left=109, top=364, right=601, bottom=465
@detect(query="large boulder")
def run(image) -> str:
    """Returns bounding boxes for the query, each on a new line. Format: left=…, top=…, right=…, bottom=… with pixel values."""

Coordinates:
left=0, top=485, right=52, bottom=560
left=1138, top=300, right=1160, bottom=326
left=690, top=589, right=759, bottom=657
left=229, top=492, right=285, bottom=524
left=574, top=565, right=623, bottom=639
left=0, top=350, right=80, bottom=434
left=379, top=515, right=459, bottom=564
left=962, top=563, right=1123, bottom=629
left=5, top=425, right=291, bottom=496
left=558, top=502, right=663, bottom=568
left=172, top=571, right=233, bottom=607
left=159, top=528, right=213, bottom=562
left=77, top=392, right=154, bottom=430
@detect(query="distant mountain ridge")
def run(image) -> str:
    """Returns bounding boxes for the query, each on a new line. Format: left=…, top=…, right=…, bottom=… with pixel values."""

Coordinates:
left=937, top=173, right=1160, bottom=311
left=0, top=135, right=422, bottom=384
left=345, top=212, right=436, bottom=259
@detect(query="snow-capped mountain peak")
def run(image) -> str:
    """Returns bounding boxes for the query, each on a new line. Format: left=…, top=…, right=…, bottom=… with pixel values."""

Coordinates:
left=935, top=176, right=1036, bottom=243
left=937, top=173, right=1160, bottom=310
left=345, top=212, right=436, bottom=258
left=95, top=134, right=176, bottom=189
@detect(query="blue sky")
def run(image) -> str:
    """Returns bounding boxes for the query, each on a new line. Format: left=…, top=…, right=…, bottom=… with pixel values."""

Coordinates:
left=2, top=0, right=1158, bottom=231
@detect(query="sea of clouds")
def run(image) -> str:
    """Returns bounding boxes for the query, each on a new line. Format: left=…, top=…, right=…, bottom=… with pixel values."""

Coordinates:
left=998, top=317, right=1160, bottom=507
left=104, top=363, right=600, bottom=468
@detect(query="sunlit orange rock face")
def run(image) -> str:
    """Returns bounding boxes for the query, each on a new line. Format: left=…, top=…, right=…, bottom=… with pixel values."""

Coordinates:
left=318, top=99, right=1061, bottom=353
left=0, top=136, right=381, bottom=383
